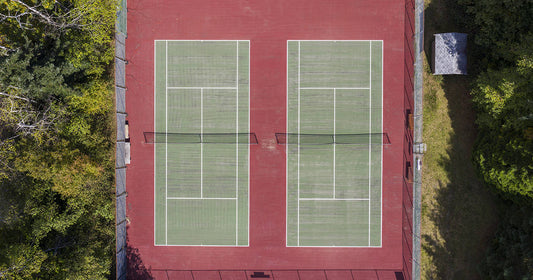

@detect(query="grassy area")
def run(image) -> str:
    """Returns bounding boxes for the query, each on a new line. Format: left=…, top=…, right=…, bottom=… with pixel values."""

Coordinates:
left=420, top=0, right=503, bottom=278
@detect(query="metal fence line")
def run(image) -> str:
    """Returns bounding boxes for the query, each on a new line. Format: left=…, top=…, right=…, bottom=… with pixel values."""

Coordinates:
left=115, top=0, right=128, bottom=279
left=412, top=0, right=424, bottom=279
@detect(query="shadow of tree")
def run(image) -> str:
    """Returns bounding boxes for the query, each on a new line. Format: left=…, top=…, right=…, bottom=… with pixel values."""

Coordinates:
left=126, top=237, right=153, bottom=280
left=421, top=0, right=503, bottom=279
left=423, top=69, right=502, bottom=280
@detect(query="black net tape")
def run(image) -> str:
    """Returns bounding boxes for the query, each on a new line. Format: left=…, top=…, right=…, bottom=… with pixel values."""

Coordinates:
left=144, top=132, right=258, bottom=144
left=275, top=133, right=390, bottom=145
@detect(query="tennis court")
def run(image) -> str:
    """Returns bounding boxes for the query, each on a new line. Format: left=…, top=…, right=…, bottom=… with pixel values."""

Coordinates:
left=286, top=40, right=384, bottom=247
left=122, top=0, right=419, bottom=275
left=153, top=40, right=250, bottom=246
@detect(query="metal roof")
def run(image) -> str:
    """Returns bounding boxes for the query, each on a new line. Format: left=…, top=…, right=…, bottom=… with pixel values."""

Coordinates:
left=433, top=33, right=467, bottom=75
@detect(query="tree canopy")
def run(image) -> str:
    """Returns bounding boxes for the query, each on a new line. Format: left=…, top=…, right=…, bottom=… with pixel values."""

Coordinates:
left=459, top=0, right=533, bottom=278
left=0, top=0, right=117, bottom=278
left=471, top=57, right=533, bottom=202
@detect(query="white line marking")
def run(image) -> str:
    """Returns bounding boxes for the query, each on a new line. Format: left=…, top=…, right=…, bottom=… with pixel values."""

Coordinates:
left=153, top=41, right=157, bottom=245
left=286, top=41, right=289, bottom=247
left=286, top=40, right=382, bottom=42
left=368, top=41, right=372, bottom=246
left=167, top=197, right=237, bottom=200
left=155, top=40, right=253, bottom=247
left=200, top=88, right=204, bottom=198
left=299, top=198, right=370, bottom=201
left=247, top=40, right=250, bottom=246
left=235, top=41, right=239, bottom=246
left=284, top=40, right=385, bottom=248
left=333, top=88, right=336, bottom=199
left=286, top=245, right=382, bottom=248
left=165, top=40, right=168, bottom=245
left=155, top=40, right=244, bottom=42
left=300, top=87, right=370, bottom=90
left=297, top=40, right=301, bottom=246
left=167, top=87, right=237, bottom=89
left=380, top=41, right=384, bottom=246
left=155, top=244, right=250, bottom=247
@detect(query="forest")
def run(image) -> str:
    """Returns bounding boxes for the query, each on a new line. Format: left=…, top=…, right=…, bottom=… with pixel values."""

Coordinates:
left=0, top=0, right=117, bottom=278
left=459, top=0, right=533, bottom=278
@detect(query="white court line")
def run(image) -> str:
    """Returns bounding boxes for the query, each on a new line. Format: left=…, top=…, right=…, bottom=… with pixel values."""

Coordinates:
left=153, top=41, right=157, bottom=245
left=288, top=40, right=382, bottom=42
left=300, top=87, right=370, bottom=90
left=247, top=40, right=251, bottom=246
left=285, top=41, right=289, bottom=247
left=159, top=244, right=249, bottom=247
left=333, top=88, right=336, bottom=199
left=380, top=42, right=384, bottom=247
left=167, top=87, right=237, bottom=89
left=368, top=41, right=372, bottom=246
left=156, top=40, right=250, bottom=247
left=299, top=198, right=370, bottom=201
left=167, top=197, right=237, bottom=200
left=165, top=41, right=168, bottom=245
left=235, top=41, right=239, bottom=246
left=297, top=41, right=301, bottom=246
left=200, top=88, right=204, bottom=198
left=287, top=245, right=381, bottom=248
left=155, top=39, right=242, bottom=42
left=285, top=39, right=384, bottom=248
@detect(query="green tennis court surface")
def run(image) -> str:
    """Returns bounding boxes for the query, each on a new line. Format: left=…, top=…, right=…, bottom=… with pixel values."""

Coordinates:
left=154, top=40, right=250, bottom=246
left=286, top=40, right=383, bottom=247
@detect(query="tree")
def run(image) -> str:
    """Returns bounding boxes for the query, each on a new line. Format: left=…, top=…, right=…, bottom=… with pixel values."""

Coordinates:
left=481, top=205, right=533, bottom=279
left=0, top=40, right=78, bottom=142
left=471, top=56, right=533, bottom=203
left=0, top=1, right=117, bottom=278
left=460, top=1, right=533, bottom=277
left=459, top=0, right=533, bottom=67
left=0, top=0, right=117, bottom=77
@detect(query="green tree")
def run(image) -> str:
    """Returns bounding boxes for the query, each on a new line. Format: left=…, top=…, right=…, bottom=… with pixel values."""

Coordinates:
left=459, top=0, right=533, bottom=67
left=0, top=83, right=115, bottom=278
left=460, top=1, right=533, bottom=277
left=481, top=205, right=533, bottom=279
left=0, top=0, right=117, bottom=78
left=0, top=1, right=117, bottom=278
left=471, top=56, right=533, bottom=203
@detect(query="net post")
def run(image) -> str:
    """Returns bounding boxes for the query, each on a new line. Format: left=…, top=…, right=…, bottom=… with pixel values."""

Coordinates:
left=382, top=133, right=391, bottom=145
left=144, top=132, right=155, bottom=143
left=275, top=133, right=287, bottom=144
left=249, top=133, right=259, bottom=144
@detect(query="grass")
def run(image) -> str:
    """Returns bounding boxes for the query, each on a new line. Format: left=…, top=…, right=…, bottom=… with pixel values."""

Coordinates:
left=420, top=0, right=503, bottom=278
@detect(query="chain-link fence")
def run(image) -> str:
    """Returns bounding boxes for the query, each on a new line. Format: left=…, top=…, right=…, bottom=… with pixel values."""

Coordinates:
left=115, top=0, right=127, bottom=278
left=412, top=0, right=424, bottom=279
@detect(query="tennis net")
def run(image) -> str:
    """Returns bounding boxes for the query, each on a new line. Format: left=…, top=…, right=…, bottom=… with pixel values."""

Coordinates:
left=275, top=133, right=390, bottom=145
left=144, top=132, right=258, bottom=144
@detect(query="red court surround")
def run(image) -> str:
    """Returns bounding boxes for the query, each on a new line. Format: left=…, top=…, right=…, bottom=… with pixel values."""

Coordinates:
left=125, top=0, right=413, bottom=279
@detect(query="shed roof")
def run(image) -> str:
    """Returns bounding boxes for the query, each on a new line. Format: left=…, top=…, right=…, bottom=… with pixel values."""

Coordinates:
left=433, top=33, right=467, bottom=75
